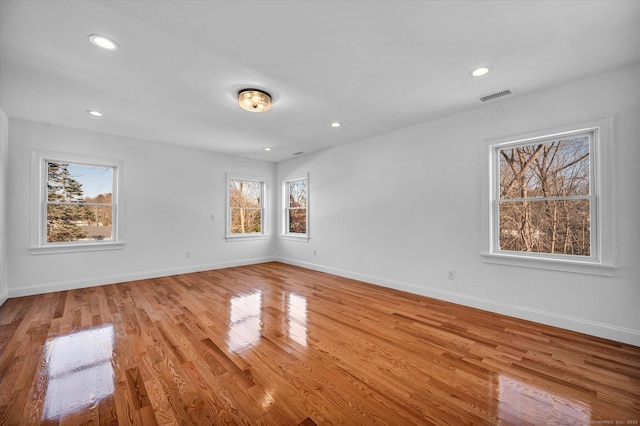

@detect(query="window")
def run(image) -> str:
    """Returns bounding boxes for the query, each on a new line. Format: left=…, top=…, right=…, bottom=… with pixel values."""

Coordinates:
left=283, top=176, right=308, bottom=238
left=227, top=176, right=267, bottom=239
left=31, top=152, right=123, bottom=253
left=482, top=118, right=614, bottom=275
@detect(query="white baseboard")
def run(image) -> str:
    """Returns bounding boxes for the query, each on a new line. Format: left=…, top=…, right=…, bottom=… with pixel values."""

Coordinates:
left=0, top=289, right=8, bottom=308
left=277, top=257, right=640, bottom=347
left=7, top=257, right=276, bottom=299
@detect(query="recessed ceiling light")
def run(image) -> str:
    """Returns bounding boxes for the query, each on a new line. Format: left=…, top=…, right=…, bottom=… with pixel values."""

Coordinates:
left=87, top=110, right=103, bottom=117
left=330, top=122, right=341, bottom=128
left=263, top=147, right=272, bottom=151
left=89, top=34, right=119, bottom=51
left=471, top=66, right=490, bottom=77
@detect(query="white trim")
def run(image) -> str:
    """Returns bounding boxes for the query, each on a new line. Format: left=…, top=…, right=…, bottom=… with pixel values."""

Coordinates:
left=225, top=173, right=269, bottom=240
left=280, top=234, right=310, bottom=242
left=224, top=235, right=269, bottom=242
left=30, top=241, right=126, bottom=255
left=0, top=289, right=7, bottom=308
left=481, top=117, right=615, bottom=275
left=7, top=256, right=276, bottom=298
left=276, top=257, right=639, bottom=346
left=30, top=150, right=124, bottom=252
left=480, top=252, right=615, bottom=276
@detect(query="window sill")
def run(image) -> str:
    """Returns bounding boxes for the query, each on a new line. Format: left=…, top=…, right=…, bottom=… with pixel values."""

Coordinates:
left=225, top=234, right=269, bottom=242
left=280, top=234, right=310, bottom=242
left=30, top=241, right=126, bottom=255
left=480, top=252, right=616, bottom=276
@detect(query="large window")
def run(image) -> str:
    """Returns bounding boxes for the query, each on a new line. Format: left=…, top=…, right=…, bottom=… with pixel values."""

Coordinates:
left=283, top=176, right=308, bottom=237
left=497, top=133, right=591, bottom=256
left=482, top=118, right=614, bottom=275
left=227, top=176, right=267, bottom=239
left=31, top=152, right=123, bottom=253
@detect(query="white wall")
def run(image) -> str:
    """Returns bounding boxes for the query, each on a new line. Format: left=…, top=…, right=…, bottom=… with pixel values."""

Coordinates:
left=7, top=120, right=276, bottom=297
left=276, top=64, right=640, bottom=346
left=0, top=109, right=8, bottom=306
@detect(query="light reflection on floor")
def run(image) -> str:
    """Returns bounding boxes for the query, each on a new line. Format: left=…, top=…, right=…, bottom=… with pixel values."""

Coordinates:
left=498, top=374, right=591, bottom=424
left=288, top=293, right=307, bottom=347
left=41, top=324, right=115, bottom=420
left=228, top=291, right=262, bottom=352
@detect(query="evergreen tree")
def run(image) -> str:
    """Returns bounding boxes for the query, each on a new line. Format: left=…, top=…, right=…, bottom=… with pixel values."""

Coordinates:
left=47, top=162, right=90, bottom=242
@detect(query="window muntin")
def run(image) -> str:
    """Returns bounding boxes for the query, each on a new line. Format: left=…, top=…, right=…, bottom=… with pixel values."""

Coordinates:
left=496, top=133, right=592, bottom=257
left=46, top=162, right=115, bottom=243
left=228, top=177, right=266, bottom=237
left=285, top=177, right=307, bottom=235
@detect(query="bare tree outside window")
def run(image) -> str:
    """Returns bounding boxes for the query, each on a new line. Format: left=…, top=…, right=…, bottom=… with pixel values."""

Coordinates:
left=498, top=134, right=591, bottom=256
left=229, top=179, right=263, bottom=234
left=286, top=178, right=307, bottom=234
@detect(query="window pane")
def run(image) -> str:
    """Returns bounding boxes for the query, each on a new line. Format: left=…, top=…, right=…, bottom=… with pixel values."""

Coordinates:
left=230, top=208, right=262, bottom=234
left=499, top=199, right=590, bottom=256
left=47, top=204, right=113, bottom=242
left=288, top=209, right=307, bottom=234
left=288, top=180, right=307, bottom=208
left=230, top=180, right=261, bottom=208
left=47, top=162, right=113, bottom=202
left=499, top=136, right=590, bottom=200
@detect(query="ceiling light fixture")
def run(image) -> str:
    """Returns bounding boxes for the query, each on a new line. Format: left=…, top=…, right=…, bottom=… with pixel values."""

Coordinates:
left=471, top=66, right=490, bottom=77
left=263, top=147, right=272, bottom=151
left=238, top=89, right=271, bottom=112
left=87, top=110, right=103, bottom=117
left=89, top=34, right=119, bottom=51
left=330, top=122, right=341, bottom=128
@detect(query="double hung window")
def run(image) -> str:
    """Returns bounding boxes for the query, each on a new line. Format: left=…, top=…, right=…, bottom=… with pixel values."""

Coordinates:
left=483, top=118, right=614, bottom=275
left=227, top=176, right=267, bottom=239
left=284, top=177, right=308, bottom=237
left=31, top=152, right=123, bottom=253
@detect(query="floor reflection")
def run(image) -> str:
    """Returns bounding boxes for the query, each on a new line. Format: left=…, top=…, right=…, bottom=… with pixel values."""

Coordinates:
left=228, top=291, right=262, bottom=352
left=287, top=293, right=307, bottom=347
left=498, top=375, right=591, bottom=424
left=41, top=324, right=115, bottom=421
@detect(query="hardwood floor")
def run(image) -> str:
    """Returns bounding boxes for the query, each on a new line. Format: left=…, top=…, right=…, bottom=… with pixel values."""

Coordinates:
left=0, top=262, right=638, bottom=425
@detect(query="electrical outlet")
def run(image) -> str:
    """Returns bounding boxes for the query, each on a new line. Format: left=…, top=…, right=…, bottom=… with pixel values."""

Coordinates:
left=185, top=251, right=191, bottom=259
left=313, top=249, right=317, bottom=256
left=448, top=270, right=455, bottom=280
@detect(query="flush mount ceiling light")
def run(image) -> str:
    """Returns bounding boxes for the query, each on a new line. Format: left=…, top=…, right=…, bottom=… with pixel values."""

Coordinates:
left=89, top=34, right=119, bottom=51
left=471, top=66, right=490, bottom=77
left=238, top=89, right=271, bottom=112
left=330, top=122, right=341, bottom=128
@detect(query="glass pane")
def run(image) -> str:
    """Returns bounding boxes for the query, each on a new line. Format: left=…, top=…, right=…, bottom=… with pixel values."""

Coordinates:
left=47, top=162, right=113, bottom=202
left=499, top=199, right=590, bottom=256
left=230, top=208, right=262, bottom=234
left=499, top=135, right=589, bottom=200
left=47, top=204, right=113, bottom=242
left=288, top=209, right=307, bottom=234
left=229, top=180, right=262, bottom=208
left=288, top=179, right=307, bottom=208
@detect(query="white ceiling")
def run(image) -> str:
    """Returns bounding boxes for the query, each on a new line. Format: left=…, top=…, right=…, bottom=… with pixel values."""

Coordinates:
left=1, top=1, right=639, bottom=162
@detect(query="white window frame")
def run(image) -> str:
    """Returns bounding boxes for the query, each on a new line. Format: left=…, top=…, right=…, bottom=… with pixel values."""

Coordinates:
left=282, top=174, right=310, bottom=241
left=481, top=117, right=615, bottom=276
left=226, top=174, right=268, bottom=241
left=30, top=151, right=125, bottom=254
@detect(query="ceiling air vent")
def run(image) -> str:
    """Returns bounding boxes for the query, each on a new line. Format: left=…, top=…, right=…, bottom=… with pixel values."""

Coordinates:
left=480, top=89, right=512, bottom=103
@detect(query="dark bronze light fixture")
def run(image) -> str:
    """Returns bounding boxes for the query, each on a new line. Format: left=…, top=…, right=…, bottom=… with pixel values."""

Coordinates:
left=238, top=89, right=271, bottom=112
